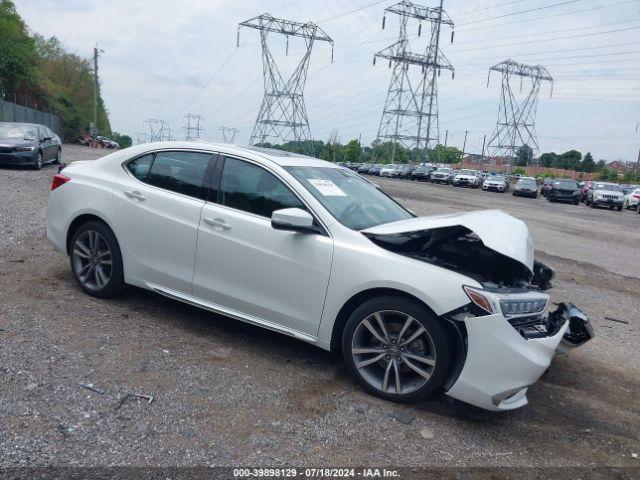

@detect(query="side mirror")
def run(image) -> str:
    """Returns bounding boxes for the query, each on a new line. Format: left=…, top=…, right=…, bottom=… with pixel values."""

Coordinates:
left=42, top=136, right=52, bottom=141
left=271, top=208, right=316, bottom=233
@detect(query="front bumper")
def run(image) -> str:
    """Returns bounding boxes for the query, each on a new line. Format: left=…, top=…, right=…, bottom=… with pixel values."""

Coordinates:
left=483, top=184, right=504, bottom=191
left=446, top=303, right=593, bottom=411
left=592, top=198, right=623, bottom=207
left=0, top=151, right=37, bottom=165
left=453, top=179, right=476, bottom=187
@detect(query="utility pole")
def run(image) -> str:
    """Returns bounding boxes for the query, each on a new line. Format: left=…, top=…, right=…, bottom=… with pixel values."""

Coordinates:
left=238, top=14, right=334, bottom=155
left=636, top=122, right=640, bottom=171
left=460, top=129, right=468, bottom=168
left=92, top=44, right=104, bottom=147
left=374, top=1, right=454, bottom=165
left=481, top=133, right=487, bottom=165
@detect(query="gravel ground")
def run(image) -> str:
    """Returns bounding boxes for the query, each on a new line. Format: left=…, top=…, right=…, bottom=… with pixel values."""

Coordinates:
left=0, top=146, right=639, bottom=468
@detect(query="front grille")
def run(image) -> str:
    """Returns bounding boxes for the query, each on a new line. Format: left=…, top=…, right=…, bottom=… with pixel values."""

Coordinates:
left=601, top=194, right=619, bottom=200
left=508, top=315, right=551, bottom=339
left=0, top=147, right=14, bottom=153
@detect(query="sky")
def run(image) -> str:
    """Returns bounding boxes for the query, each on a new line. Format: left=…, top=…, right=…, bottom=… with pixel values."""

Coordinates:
left=15, top=0, right=640, bottom=161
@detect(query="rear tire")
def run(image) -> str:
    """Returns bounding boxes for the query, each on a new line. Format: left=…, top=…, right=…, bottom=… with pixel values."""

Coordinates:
left=70, top=221, right=126, bottom=298
left=52, top=148, right=61, bottom=165
left=342, top=296, right=452, bottom=403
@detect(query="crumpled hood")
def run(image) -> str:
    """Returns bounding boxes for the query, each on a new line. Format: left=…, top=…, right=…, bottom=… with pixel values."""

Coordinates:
left=362, top=210, right=534, bottom=272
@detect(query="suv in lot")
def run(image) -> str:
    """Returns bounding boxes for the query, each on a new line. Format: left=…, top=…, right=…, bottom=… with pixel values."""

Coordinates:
left=512, top=177, right=538, bottom=198
left=410, top=165, right=433, bottom=181
left=585, top=182, right=624, bottom=211
left=46, top=143, right=593, bottom=411
left=430, top=167, right=452, bottom=184
left=547, top=179, right=580, bottom=204
left=452, top=169, right=480, bottom=188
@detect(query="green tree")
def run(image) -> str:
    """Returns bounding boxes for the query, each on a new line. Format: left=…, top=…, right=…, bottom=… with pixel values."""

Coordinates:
left=595, top=159, right=606, bottom=171
left=0, top=0, right=38, bottom=97
left=343, top=139, right=361, bottom=163
left=513, top=166, right=526, bottom=175
left=429, top=144, right=462, bottom=164
left=111, top=132, right=132, bottom=148
left=558, top=150, right=581, bottom=170
left=539, top=152, right=558, bottom=168
left=515, top=144, right=533, bottom=167
left=581, top=152, right=595, bottom=173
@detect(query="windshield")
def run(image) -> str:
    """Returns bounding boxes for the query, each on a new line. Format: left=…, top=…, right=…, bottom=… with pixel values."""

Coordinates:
left=554, top=180, right=578, bottom=189
left=489, top=176, right=505, bottom=181
left=0, top=123, right=37, bottom=140
left=435, top=168, right=451, bottom=174
left=595, top=183, right=621, bottom=192
left=459, top=169, right=476, bottom=176
left=517, top=179, right=536, bottom=187
left=285, top=166, right=413, bottom=230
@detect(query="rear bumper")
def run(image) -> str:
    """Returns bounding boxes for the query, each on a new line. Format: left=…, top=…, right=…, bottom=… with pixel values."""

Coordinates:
left=446, top=303, right=593, bottom=411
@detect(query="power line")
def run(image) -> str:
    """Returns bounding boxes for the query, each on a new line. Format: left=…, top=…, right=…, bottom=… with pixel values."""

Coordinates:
left=317, top=0, right=389, bottom=24
left=451, top=0, right=529, bottom=17
left=457, top=0, right=582, bottom=27
left=457, top=0, right=636, bottom=33
left=453, top=25, right=640, bottom=53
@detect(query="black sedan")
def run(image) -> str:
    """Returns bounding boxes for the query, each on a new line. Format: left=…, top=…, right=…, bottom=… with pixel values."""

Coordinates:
left=0, top=122, right=62, bottom=170
left=547, top=179, right=581, bottom=204
left=512, top=177, right=538, bottom=198
left=410, top=165, right=433, bottom=181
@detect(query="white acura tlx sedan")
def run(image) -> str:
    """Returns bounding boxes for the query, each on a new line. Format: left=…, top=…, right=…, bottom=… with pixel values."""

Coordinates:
left=46, top=143, right=593, bottom=411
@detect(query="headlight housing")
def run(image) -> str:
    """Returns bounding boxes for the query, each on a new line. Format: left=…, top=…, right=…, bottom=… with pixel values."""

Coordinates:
left=463, top=286, right=550, bottom=318
left=15, top=146, right=37, bottom=152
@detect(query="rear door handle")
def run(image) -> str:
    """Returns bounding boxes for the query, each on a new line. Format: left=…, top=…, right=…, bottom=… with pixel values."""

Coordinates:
left=203, top=217, right=231, bottom=230
left=124, top=190, right=146, bottom=202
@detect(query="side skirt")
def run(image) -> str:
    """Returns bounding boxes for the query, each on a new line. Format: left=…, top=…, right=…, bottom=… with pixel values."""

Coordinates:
left=145, top=282, right=323, bottom=347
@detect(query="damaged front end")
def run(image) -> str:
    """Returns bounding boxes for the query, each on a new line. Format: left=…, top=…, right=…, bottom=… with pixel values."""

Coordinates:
left=362, top=211, right=594, bottom=409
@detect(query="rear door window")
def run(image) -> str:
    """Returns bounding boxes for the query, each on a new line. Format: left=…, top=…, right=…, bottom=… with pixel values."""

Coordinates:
left=126, top=154, right=153, bottom=182
left=146, top=151, right=213, bottom=200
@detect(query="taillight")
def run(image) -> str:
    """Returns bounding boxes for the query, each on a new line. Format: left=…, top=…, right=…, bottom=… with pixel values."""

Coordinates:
left=51, top=174, right=71, bottom=191
left=633, top=194, right=640, bottom=200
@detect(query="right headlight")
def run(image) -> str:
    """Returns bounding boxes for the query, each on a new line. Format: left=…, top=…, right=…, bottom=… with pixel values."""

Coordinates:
left=463, top=286, right=550, bottom=318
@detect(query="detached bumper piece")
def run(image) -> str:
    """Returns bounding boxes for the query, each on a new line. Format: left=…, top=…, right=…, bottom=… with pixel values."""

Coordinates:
left=508, top=303, right=594, bottom=347
left=549, top=303, right=595, bottom=352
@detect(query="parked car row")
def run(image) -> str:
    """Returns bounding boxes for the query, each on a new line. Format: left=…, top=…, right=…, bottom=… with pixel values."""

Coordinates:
left=343, top=162, right=637, bottom=215
left=76, top=134, right=120, bottom=149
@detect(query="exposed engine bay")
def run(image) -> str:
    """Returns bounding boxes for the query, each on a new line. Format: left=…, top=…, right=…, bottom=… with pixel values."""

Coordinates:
left=363, top=225, right=554, bottom=290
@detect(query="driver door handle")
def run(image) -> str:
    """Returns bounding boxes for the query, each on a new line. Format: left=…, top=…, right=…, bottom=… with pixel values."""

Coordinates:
left=203, top=217, right=231, bottom=230
left=124, top=190, right=146, bottom=202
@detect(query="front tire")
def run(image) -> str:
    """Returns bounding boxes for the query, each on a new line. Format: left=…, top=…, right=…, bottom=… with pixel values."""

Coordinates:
left=342, top=296, right=452, bottom=403
left=32, top=151, right=43, bottom=170
left=70, top=221, right=126, bottom=298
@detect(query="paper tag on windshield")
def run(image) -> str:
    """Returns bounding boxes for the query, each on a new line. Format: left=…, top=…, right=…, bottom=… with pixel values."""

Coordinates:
left=308, top=179, right=347, bottom=197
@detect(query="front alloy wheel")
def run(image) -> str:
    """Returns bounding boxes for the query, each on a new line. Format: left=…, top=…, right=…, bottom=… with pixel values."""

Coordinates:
left=343, top=297, right=452, bottom=402
left=33, top=151, right=43, bottom=170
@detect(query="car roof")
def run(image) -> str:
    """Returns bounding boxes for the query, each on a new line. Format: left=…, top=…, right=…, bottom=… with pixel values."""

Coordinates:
left=1, top=121, right=42, bottom=128
left=118, top=142, right=339, bottom=168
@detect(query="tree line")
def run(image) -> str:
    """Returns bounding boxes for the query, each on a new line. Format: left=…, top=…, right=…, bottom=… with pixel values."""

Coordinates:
left=0, top=0, right=121, bottom=141
left=261, top=136, right=639, bottom=182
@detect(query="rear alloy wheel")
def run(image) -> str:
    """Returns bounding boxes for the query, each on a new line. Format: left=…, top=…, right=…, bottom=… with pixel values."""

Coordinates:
left=343, top=296, right=452, bottom=402
left=32, top=151, right=43, bottom=170
left=70, top=221, right=125, bottom=298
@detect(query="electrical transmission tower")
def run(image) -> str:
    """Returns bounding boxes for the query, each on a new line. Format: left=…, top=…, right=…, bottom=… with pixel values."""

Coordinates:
left=374, top=0, right=454, bottom=162
left=238, top=14, right=334, bottom=154
left=134, top=132, right=150, bottom=145
left=220, top=127, right=240, bottom=143
left=486, top=59, right=553, bottom=165
left=144, top=119, right=164, bottom=142
left=183, top=114, right=204, bottom=141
